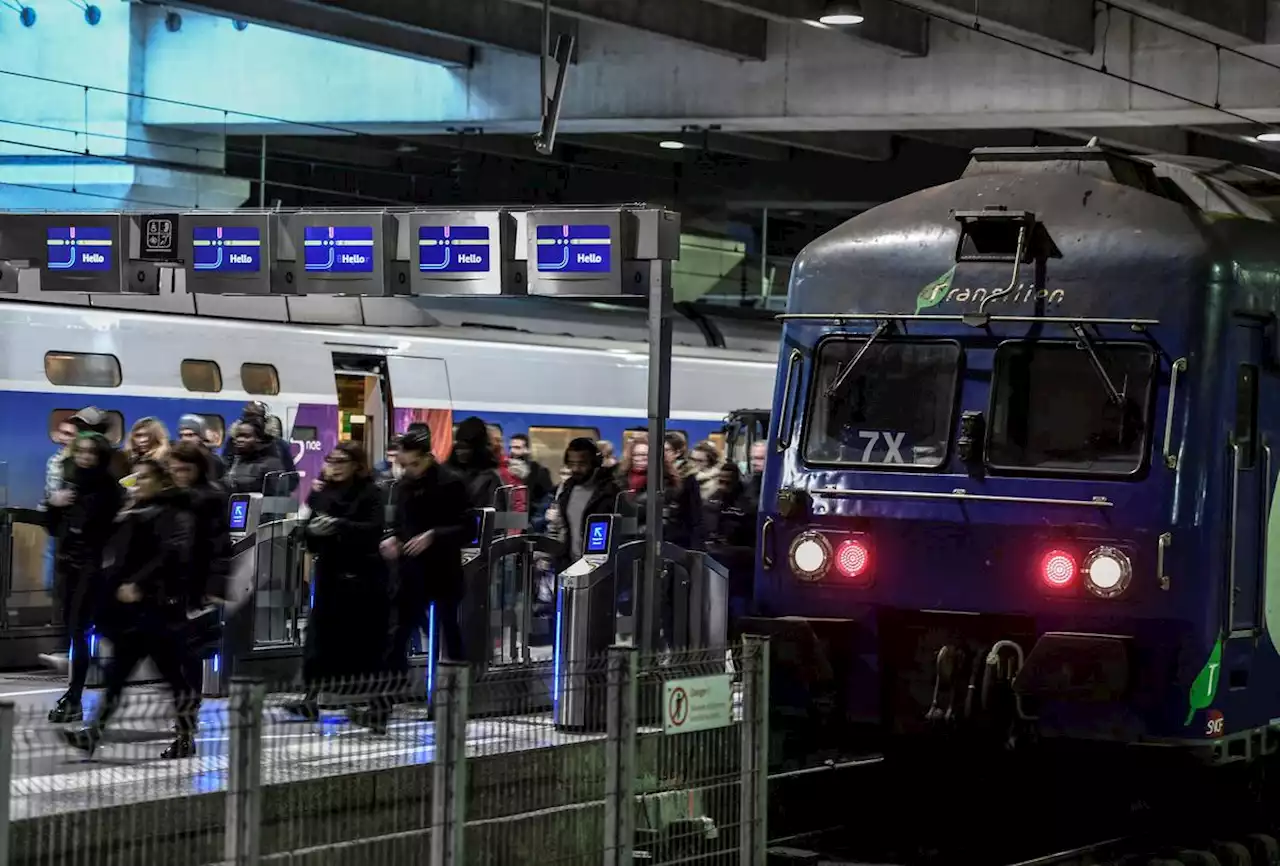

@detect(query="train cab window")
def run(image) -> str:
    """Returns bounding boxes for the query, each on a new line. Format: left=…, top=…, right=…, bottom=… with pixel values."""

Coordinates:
left=240, top=363, right=279, bottom=396
left=987, top=342, right=1155, bottom=476
left=528, top=426, right=601, bottom=476
left=180, top=359, right=222, bottom=393
left=48, top=409, right=124, bottom=446
left=803, top=339, right=960, bottom=468
left=44, top=352, right=121, bottom=388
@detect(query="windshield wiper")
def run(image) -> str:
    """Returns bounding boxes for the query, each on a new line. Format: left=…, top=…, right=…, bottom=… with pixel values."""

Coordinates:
left=1070, top=323, right=1125, bottom=405
left=825, top=319, right=895, bottom=397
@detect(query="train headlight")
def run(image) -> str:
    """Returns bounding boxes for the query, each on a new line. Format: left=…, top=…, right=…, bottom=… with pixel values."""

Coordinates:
left=1083, top=546, right=1132, bottom=598
left=789, top=531, right=831, bottom=582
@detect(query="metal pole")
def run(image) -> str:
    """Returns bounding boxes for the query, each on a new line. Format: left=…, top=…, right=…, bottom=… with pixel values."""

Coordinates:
left=759, top=207, right=769, bottom=301
left=0, top=701, right=14, bottom=865
left=258, top=135, right=267, bottom=209
left=602, top=645, right=638, bottom=866
left=739, top=636, right=770, bottom=865
left=431, top=662, right=469, bottom=866
left=641, top=260, right=673, bottom=655
left=225, top=678, right=265, bottom=866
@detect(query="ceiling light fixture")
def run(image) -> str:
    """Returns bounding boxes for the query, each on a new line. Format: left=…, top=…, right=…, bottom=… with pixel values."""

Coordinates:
left=818, top=0, right=865, bottom=26
left=1255, top=132, right=1280, bottom=142
left=659, top=140, right=686, bottom=150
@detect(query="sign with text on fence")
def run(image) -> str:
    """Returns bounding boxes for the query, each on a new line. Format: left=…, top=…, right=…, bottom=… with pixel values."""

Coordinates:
left=663, top=674, right=733, bottom=735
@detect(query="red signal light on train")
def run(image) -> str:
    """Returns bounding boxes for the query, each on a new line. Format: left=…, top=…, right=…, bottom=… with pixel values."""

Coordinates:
left=1040, top=549, right=1077, bottom=588
left=834, top=538, right=870, bottom=582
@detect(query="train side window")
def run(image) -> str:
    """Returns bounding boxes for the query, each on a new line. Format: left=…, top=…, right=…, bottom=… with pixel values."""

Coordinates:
left=1235, top=363, right=1259, bottom=470
left=44, top=352, right=121, bottom=388
left=240, top=363, right=279, bottom=396
left=198, top=414, right=226, bottom=448
left=528, top=426, right=601, bottom=476
left=180, top=359, right=222, bottom=393
left=48, top=409, right=124, bottom=446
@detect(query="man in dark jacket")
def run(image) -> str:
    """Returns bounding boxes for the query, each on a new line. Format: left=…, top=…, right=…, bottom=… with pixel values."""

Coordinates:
left=381, top=429, right=471, bottom=668
left=555, top=438, right=622, bottom=566
left=222, top=401, right=296, bottom=476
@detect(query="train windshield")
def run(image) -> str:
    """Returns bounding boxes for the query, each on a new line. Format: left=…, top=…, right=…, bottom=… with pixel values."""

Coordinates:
left=987, top=341, right=1155, bottom=475
left=803, top=339, right=960, bottom=468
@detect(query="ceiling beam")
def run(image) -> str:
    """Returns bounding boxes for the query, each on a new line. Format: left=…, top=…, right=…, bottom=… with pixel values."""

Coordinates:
left=162, top=0, right=489, bottom=66
left=703, top=0, right=928, bottom=57
left=730, top=131, right=896, bottom=160
left=900, top=0, right=1094, bottom=53
left=500, top=0, right=768, bottom=60
left=1106, top=0, right=1266, bottom=47
left=1051, top=126, right=1192, bottom=154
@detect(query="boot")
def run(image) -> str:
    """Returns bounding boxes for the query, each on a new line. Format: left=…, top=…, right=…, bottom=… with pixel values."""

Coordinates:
left=160, top=733, right=197, bottom=760
left=283, top=693, right=320, bottom=722
left=48, top=694, right=83, bottom=724
left=60, top=725, right=102, bottom=757
left=348, top=706, right=389, bottom=736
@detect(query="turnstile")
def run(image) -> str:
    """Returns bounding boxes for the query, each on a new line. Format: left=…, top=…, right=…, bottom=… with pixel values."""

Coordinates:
left=202, top=490, right=305, bottom=696
left=553, top=513, right=731, bottom=731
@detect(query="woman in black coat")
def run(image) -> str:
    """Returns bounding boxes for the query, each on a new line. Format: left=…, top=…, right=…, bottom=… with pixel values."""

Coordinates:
left=702, top=462, right=758, bottom=631
left=62, top=458, right=200, bottom=760
left=46, top=433, right=123, bottom=724
left=287, top=442, right=388, bottom=722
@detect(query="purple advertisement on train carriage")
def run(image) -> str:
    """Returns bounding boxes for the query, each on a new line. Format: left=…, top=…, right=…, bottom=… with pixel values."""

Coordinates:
left=287, top=404, right=339, bottom=498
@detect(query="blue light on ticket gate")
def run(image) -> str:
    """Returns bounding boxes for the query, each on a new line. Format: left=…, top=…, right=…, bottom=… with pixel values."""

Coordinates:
left=426, top=604, right=436, bottom=699
left=89, top=631, right=97, bottom=657
left=212, top=654, right=220, bottom=674
left=552, top=586, right=564, bottom=715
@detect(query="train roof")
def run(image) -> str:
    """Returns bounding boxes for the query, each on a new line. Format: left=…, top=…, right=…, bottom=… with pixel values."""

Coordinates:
left=785, top=144, right=1280, bottom=326
left=0, top=283, right=780, bottom=356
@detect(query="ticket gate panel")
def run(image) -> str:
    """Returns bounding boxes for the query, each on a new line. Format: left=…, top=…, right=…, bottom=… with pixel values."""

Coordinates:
left=554, top=514, right=623, bottom=731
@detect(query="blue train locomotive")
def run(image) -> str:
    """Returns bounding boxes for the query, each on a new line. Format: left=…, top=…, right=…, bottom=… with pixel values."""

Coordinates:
left=748, top=144, right=1280, bottom=763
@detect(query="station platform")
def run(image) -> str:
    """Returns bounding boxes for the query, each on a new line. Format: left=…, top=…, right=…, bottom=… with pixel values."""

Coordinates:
left=0, top=669, right=745, bottom=866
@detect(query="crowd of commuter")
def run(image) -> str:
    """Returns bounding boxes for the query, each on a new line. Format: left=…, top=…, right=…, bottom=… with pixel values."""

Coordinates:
left=37, top=403, right=767, bottom=755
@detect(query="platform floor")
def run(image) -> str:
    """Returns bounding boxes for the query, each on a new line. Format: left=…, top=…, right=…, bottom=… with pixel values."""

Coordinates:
left=0, top=669, right=740, bottom=821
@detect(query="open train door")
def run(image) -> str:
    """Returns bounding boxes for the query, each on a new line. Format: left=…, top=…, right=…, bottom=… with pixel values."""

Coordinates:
left=723, top=409, right=770, bottom=476
left=384, top=355, right=454, bottom=461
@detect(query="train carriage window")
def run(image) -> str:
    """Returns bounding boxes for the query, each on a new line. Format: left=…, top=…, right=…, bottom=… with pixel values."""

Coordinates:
left=240, top=363, right=279, bottom=396
left=48, top=409, right=124, bottom=446
left=803, top=339, right=960, bottom=469
left=44, top=352, right=121, bottom=388
left=987, top=341, right=1155, bottom=476
left=529, top=426, right=601, bottom=476
left=180, top=359, right=222, bottom=393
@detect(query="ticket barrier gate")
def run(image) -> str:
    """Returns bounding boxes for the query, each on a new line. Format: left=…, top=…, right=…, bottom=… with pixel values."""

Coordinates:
left=201, top=492, right=305, bottom=696
left=0, top=505, right=65, bottom=668
left=553, top=513, right=731, bottom=732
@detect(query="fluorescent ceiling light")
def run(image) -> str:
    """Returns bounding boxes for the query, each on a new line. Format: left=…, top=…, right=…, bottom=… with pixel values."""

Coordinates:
left=818, top=1, right=865, bottom=25
left=1255, top=132, right=1280, bottom=142
left=659, top=140, right=686, bottom=150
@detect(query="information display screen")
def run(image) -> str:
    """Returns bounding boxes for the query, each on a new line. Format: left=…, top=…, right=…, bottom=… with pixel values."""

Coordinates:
left=468, top=512, right=483, bottom=547
left=46, top=226, right=113, bottom=272
left=303, top=225, right=375, bottom=273
left=586, top=518, right=611, bottom=554
left=228, top=497, right=250, bottom=532
left=192, top=226, right=262, bottom=272
left=419, top=225, right=490, bottom=273
left=535, top=224, right=612, bottom=273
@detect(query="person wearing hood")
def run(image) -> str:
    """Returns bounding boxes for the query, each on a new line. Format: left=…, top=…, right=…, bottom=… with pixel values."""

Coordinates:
left=224, top=417, right=287, bottom=495
left=62, top=407, right=130, bottom=481
left=45, top=433, right=124, bottom=723
left=554, top=438, right=622, bottom=566
left=287, top=442, right=388, bottom=726
left=447, top=416, right=502, bottom=509
left=177, top=415, right=226, bottom=481
left=62, top=458, right=200, bottom=759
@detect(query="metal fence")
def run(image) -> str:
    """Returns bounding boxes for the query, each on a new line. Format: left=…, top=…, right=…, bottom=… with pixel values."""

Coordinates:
left=0, top=637, right=769, bottom=866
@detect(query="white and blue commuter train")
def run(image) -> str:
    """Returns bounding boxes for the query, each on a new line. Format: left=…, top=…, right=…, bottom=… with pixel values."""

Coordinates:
left=0, top=294, right=780, bottom=510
